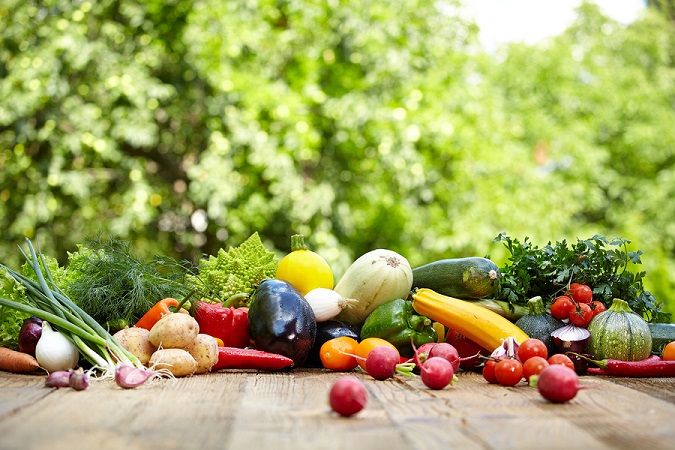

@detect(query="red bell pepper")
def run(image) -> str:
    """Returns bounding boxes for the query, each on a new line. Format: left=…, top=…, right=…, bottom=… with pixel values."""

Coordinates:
left=192, top=301, right=250, bottom=348
left=212, top=347, right=294, bottom=371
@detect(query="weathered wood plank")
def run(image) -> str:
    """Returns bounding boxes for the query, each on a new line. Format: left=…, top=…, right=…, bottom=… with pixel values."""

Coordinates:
left=0, top=370, right=673, bottom=450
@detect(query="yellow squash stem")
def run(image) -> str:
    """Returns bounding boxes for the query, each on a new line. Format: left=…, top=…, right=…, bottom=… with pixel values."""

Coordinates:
left=411, top=288, right=529, bottom=352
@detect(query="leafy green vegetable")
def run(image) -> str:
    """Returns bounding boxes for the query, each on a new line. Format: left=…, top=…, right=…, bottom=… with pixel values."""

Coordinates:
left=64, top=237, right=191, bottom=327
left=493, top=233, right=670, bottom=323
left=188, top=232, right=278, bottom=305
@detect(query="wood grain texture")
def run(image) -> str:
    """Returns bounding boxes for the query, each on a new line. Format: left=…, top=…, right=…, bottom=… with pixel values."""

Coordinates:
left=0, top=370, right=673, bottom=450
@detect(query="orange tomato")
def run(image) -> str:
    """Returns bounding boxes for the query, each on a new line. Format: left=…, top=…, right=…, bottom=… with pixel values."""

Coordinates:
left=663, top=341, right=675, bottom=361
left=355, top=337, right=399, bottom=371
left=320, top=337, right=359, bottom=371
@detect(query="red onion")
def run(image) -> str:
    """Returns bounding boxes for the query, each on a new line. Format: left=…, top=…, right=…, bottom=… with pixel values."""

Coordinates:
left=550, top=324, right=591, bottom=355
left=18, top=316, right=43, bottom=357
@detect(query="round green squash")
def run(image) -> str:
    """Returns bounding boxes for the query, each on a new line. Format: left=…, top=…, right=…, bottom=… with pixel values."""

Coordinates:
left=587, top=298, right=652, bottom=361
left=514, top=296, right=564, bottom=354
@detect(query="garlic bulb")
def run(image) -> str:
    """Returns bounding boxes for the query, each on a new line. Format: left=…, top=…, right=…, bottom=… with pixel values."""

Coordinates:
left=35, top=322, right=80, bottom=372
left=304, top=288, right=354, bottom=322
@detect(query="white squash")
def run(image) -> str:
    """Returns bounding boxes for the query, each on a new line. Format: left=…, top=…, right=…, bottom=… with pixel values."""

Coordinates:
left=333, top=249, right=413, bottom=325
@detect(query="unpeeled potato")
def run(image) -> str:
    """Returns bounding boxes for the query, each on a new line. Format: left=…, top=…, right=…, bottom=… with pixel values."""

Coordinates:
left=148, top=313, right=199, bottom=349
left=113, top=327, right=157, bottom=365
left=149, top=348, right=198, bottom=377
left=184, top=334, right=219, bottom=374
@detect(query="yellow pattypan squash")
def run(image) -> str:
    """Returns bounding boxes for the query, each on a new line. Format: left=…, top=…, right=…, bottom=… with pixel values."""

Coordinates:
left=276, top=234, right=334, bottom=296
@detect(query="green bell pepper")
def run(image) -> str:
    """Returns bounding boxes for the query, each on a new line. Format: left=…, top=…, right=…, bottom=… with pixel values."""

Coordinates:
left=360, top=298, right=438, bottom=358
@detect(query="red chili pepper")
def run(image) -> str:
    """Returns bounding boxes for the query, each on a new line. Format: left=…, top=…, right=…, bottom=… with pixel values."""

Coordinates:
left=212, top=347, right=294, bottom=371
left=192, top=302, right=250, bottom=348
left=582, top=354, right=675, bottom=377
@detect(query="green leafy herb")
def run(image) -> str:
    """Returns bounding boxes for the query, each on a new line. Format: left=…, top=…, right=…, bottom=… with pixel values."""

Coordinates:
left=64, top=236, right=191, bottom=327
left=493, top=233, right=670, bottom=323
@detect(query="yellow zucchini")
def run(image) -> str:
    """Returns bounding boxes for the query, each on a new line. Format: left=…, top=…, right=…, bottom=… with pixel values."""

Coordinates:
left=411, top=288, right=529, bottom=352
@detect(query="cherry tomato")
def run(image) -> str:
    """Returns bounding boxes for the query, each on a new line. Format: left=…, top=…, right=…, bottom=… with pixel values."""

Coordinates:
left=522, top=356, right=549, bottom=382
left=547, top=353, right=575, bottom=371
left=494, top=358, right=523, bottom=387
left=590, top=300, right=607, bottom=317
left=517, top=338, right=548, bottom=363
left=663, top=341, right=675, bottom=361
left=482, top=359, right=500, bottom=384
left=551, top=296, right=575, bottom=320
left=569, top=303, right=593, bottom=327
left=569, top=283, right=593, bottom=304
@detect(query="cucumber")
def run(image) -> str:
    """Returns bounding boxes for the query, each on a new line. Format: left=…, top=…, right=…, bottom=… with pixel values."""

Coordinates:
left=411, top=257, right=500, bottom=300
left=648, top=323, right=675, bottom=355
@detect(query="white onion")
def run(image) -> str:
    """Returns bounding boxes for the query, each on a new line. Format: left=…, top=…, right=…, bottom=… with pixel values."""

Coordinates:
left=35, top=322, right=80, bottom=372
left=303, top=288, right=353, bottom=322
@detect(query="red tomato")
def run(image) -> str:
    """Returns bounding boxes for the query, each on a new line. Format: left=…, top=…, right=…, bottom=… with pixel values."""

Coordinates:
left=523, top=356, right=549, bottom=382
left=569, top=283, right=593, bottom=304
left=551, top=296, right=575, bottom=320
left=494, top=359, right=524, bottom=387
left=569, top=303, right=593, bottom=327
left=482, top=359, right=500, bottom=384
left=547, top=353, right=575, bottom=371
left=517, top=338, right=548, bottom=363
left=590, top=300, right=607, bottom=317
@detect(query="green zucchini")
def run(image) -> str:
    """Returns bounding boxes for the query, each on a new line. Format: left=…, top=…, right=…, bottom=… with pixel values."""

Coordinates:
left=411, top=257, right=499, bottom=300
left=648, top=323, right=675, bottom=355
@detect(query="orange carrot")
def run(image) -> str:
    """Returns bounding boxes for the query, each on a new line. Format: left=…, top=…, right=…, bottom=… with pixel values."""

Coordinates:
left=0, top=346, right=41, bottom=373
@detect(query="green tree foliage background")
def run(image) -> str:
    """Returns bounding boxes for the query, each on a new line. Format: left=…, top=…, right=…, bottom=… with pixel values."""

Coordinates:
left=1, top=0, right=673, bottom=314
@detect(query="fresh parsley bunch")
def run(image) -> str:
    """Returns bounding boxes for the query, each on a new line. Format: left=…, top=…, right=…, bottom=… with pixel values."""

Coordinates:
left=493, top=233, right=670, bottom=322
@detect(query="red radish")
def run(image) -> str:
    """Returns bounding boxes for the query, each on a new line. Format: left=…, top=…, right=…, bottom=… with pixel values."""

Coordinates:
left=364, top=346, right=415, bottom=380
left=412, top=342, right=437, bottom=371
left=428, top=342, right=460, bottom=372
left=329, top=376, right=368, bottom=417
left=365, top=346, right=401, bottom=380
left=420, top=357, right=455, bottom=390
left=536, top=364, right=584, bottom=403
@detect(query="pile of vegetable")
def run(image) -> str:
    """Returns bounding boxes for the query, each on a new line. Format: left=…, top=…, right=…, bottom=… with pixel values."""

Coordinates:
left=0, top=231, right=673, bottom=409
left=493, top=233, right=670, bottom=323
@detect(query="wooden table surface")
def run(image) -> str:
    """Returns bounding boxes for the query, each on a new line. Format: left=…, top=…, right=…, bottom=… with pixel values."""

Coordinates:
left=1, top=369, right=674, bottom=450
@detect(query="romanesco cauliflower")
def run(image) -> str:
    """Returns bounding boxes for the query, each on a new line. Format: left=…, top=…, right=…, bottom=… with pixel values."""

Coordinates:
left=188, top=232, right=278, bottom=304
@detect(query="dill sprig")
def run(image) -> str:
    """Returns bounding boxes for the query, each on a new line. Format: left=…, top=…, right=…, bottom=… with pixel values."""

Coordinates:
left=64, top=236, right=192, bottom=327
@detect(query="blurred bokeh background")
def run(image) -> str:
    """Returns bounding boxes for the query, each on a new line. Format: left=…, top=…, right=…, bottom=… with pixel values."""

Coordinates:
left=1, top=0, right=673, bottom=314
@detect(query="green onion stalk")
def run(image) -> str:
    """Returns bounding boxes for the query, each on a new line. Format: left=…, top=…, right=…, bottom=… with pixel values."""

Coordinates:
left=0, top=238, right=147, bottom=380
